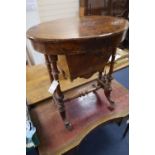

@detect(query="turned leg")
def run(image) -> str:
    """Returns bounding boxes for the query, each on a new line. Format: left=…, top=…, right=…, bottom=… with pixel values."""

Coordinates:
left=98, top=48, right=116, bottom=110
left=108, top=48, right=116, bottom=76
left=48, top=55, right=72, bottom=130
left=44, top=54, right=58, bottom=105
left=44, top=54, right=53, bottom=82
left=103, top=74, right=115, bottom=110
left=98, top=73, right=115, bottom=110
left=105, top=48, right=116, bottom=110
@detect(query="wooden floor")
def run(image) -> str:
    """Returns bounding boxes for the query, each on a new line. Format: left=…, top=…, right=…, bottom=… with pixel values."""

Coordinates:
left=30, top=80, right=129, bottom=155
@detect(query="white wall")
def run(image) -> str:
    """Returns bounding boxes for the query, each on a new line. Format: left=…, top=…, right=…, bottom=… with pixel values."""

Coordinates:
left=38, top=0, right=79, bottom=22
left=26, top=0, right=45, bottom=65
left=27, top=0, right=79, bottom=65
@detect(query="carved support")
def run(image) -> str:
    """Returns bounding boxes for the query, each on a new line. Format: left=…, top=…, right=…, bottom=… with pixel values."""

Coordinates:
left=98, top=75, right=114, bottom=110
left=48, top=55, right=72, bottom=130
left=44, top=54, right=53, bottom=82
left=98, top=48, right=117, bottom=110
left=44, top=54, right=57, bottom=105
left=103, top=75, right=115, bottom=110
left=109, top=48, right=116, bottom=76
left=105, top=48, right=116, bottom=109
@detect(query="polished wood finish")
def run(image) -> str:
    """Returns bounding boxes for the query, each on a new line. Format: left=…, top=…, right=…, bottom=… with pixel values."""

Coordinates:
left=30, top=80, right=129, bottom=155
left=44, top=54, right=53, bottom=82
left=26, top=48, right=128, bottom=105
left=48, top=55, right=72, bottom=129
left=27, top=16, right=128, bottom=129
left=27, top=16, right=128, bottom=43
left=80, top=0, right=129, bottom=48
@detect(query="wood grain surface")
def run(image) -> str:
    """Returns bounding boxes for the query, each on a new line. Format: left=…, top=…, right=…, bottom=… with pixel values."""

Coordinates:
left=27, top=16, right=128, bottom=42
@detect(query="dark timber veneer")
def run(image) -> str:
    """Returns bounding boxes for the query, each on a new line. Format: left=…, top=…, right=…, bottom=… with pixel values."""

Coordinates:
left=27, top=16, right=128, bottom=130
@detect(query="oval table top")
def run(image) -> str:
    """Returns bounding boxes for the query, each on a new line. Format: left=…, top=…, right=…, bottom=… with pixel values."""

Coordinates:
left=27, top=16, right=128, bottom=42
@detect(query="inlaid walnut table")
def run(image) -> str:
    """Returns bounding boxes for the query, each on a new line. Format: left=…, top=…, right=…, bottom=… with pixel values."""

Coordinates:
left=27, top=16, right=128, bottom=130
